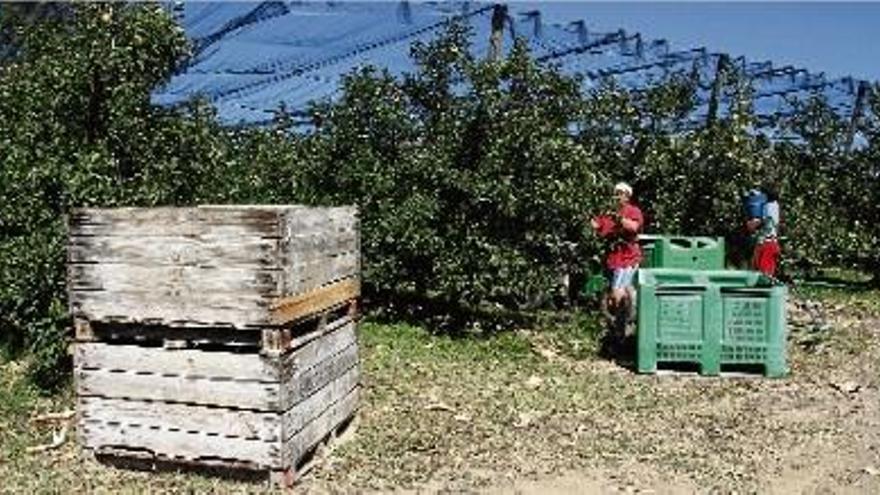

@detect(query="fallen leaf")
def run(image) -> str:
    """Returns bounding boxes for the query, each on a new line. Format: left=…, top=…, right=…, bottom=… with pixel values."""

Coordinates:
left=514, top=412, right=534, bottom=429
left=514, top=410, right=543, bottom=429
left=525, top=375, right=544, bottom=389
left=534, top=345, right=557, bottom=361
left=831, top=381, right=861, bottom=394
left=27, top=424, right=69, bottom=453
left=32, top=410, right=75, bottom=423
left=424, top=402, right=456, bottom=413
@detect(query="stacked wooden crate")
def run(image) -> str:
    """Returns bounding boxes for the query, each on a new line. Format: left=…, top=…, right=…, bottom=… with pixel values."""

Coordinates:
left=69, top=206, right=361, bottom=486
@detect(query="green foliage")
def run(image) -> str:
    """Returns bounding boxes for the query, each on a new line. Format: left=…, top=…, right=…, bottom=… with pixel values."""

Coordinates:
left=774, top=97, right=858, bottom=270
left=0, top=4, right=189, bottom=387
left=301, top=27, right=607, bottom=308
left=851, top=84, right=880, bottom=281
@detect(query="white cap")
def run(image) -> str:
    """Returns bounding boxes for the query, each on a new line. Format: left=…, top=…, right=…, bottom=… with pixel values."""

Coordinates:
left=614, top=182, right=633, bottom=196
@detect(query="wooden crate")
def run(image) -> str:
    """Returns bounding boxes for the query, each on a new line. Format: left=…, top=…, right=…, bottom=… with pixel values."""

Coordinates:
left=75, top=314, right=360, bottom=484
left=68, top=205, right=360, bottom=329
left=68, top=205, right=363, bottom=485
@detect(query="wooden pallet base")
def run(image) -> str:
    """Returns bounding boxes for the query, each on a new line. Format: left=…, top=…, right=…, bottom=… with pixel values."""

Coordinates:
left=74, top=297, right=359, bottom=357
left=261, top=298, right=359, bottom=356
left=83, top=412, right=358, bottom=489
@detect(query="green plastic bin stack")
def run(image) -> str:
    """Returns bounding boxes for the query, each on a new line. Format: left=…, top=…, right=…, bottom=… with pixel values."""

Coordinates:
left=636, top=268, right=787, bottom=377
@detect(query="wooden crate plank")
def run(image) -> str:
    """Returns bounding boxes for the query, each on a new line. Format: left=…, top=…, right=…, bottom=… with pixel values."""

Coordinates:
left=77, top=321, right=358, bottom=410
left=284, top=230, right=358, bottom=260
left=68, top=236, right=282, bottom=267
left=278, top=319, right=357, bottom=380
left=68, top=265, right=282, bottom=295
left=262, top=311, right=351, bottom=356
left=281, top=344, right=359, bottom=410
left=270, top=278, right=360, bottom=325
left=69, top=291, right=270, bottom=328
left=282, top=364, right=359, bottom=439
left=75, top=343, right=277, bottom=381
left=282, top=386, right=360, bottom=466
left=76, top=369, right=280, bottom=410
left=79, top=397, right=279, bottom=441
left=69, top=207, right=283, bottom=238
left=263, top=312, right=354, bottom=356
left=80, top=421, right=280, bottom=468
left=285, top=252, right=359, bottom=294
left=281, top=207, right=355, bottom=235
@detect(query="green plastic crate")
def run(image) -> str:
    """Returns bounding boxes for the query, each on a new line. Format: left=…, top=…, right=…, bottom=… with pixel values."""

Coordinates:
left=580, top=257, right=607, bottom=299
left=636, top=268, right=787, bottom=377
left=582, top=273, right=607, bottom=298
left=638, top=269, right=760, bottom=287
left=638, top=235, right=661, bottom=268
left=653, top=236, right=725, bottom=270
left=719, top=286, right=787, bottom=375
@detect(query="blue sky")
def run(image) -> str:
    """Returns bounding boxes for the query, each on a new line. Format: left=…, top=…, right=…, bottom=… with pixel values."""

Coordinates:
left=505, top=1, right=880, bottom=81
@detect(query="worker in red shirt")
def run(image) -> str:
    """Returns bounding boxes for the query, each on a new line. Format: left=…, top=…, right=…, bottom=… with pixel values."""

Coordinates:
left=591, top=182, right=644, bottom=324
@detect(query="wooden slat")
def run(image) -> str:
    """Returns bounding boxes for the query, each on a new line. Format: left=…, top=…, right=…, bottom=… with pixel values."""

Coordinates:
left=68, top=236, right=282, bottom=267
left=76, top=321, right=358, bottom=410
left=79, top=397, right=279, bottom=441
left=281, top=207, right=355, bottom=236
left=284, top=230, right=359, bottom=261
left=80, top=421, right=280, bottom=468
left=278, top=320, right=357, bottom=381
left=75, top=343, right=277, bottom=381
left=284, top=252, right=359, bottom=296
left=262, top=312, right=353, bottom=356
left=68, top=264, right=282, bottom=294
left=281, top=344, right=359, bottom=410
left=76, top=369, right=281, bottom=410
left=283, top=386, right=360, bottom=466
left=283, top=364, right=359, bottom=439
left=78, top=364, right=360, bottom=449
left=285, top=248, right=359, bottom=271
left=69, top=291, right=270, bottom=328
left=271, top=278, right=360, bottom=325
left=69, top=207, right=284, bottom=238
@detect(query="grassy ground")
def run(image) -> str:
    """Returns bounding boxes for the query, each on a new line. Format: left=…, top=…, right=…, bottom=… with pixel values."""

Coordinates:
left=2, top=285, right=879, bottom=493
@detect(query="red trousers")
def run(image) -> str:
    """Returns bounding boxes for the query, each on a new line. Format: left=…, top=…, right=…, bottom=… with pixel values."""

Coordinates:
left=753, top=240, right=780, bottom=277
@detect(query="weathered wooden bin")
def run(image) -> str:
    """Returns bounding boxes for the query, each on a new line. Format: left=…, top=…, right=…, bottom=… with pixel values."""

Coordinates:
left=68, top=206, right=361, bottom=486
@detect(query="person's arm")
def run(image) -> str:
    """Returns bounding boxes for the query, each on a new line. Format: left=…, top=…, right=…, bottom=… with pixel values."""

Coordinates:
left=618, top=207, right=643, bottom=234
left=765, top=202, right=780, bottom=226
left=748, top=202, right=779, bottom=233
left=620, top=217, right=640, bottom=233
left=592, top=215, right=617, bottom=237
